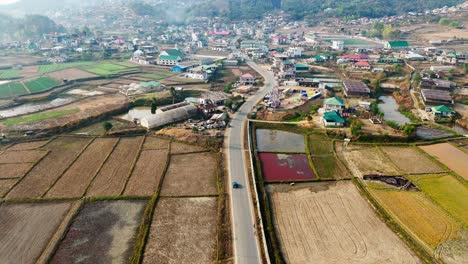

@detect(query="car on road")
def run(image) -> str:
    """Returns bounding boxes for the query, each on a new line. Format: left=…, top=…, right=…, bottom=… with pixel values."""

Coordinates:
left=232, top=182, right=240, bottom=189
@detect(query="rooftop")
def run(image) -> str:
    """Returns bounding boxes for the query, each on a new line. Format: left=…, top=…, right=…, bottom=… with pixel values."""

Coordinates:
left=324, top=97, right=345, bottom=106
left=343, top=81, right=370, bottom=93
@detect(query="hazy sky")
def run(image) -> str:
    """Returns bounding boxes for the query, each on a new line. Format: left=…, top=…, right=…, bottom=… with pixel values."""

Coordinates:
left=0, top=0, right=19, bottom=5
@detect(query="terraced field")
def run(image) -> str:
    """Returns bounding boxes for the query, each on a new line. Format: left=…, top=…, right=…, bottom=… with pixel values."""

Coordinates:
left=24, top=77, right=61, bottom=93
left=38, top=62, right=95, bottom=74
left=0, top=82, right=28, bottom=98
left=0, top=70, right=21, bottom=79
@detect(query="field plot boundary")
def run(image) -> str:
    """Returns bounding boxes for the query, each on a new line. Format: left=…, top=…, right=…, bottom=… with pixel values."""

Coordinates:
left=417, top=144, right=468, bottom=183
left=120, top=135, right=146, bottom=195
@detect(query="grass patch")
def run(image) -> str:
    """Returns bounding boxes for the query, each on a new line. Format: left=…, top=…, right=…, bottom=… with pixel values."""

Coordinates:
left=82, top=63, right=138, bottom=76
left=4, top=109, right=79, bottom=126
left=24, top=77, right=61, bottom=93
left=0, top=69, right=21, bottom=79
left=0, top=82, right=28, bottom=98
left=308, top=133, right=334, bottom=155
left=407, top=174, right=468, bottom=227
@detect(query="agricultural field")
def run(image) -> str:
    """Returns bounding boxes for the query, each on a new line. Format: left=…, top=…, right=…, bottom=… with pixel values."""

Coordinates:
left=267, top=181, right=421, bottom=264
left=51, top=200, right=146, bottom=263
left=419, top=143, right=468, bottom=180
left=82, top=63, right=139, bottom=76
left=161, top=152, right=218, bottom=196
left=380, top=146, right=446, bottom=174
left=0, top=69, right=21, bottom=79
left=3, top=109, right=80, bottom=126
left=308, top=134, right=350, bottom=180
left=143, top=136, right=169, bottom=150
left=46, top=68, right=98, bottom=81
left=6, top=140, right=48, bottom=150
left=259, top=153, right=316, bottom=181
left=450, top=138, right=468, bottom=152
left=139, top=72, right=171, bottom=80
left=0, top=149, right=46, bottom=163
left=0, top=163, right=33, bottom=179
left=407, top=174, right=468, bottom=227
left=341, top=144, right=399, bottom=177
left=0, top=82, right=28, bottom=98
left=143, top=197, right=218, bottom=264
left=24, top=77, right=61, bottom=93
left=170, top=141, right=207, bottom=154
left=256, top=129, right=305, bottom=153
left=0, top=202, right=73, bottom=264
left=37, top=62, right=95, bottom=74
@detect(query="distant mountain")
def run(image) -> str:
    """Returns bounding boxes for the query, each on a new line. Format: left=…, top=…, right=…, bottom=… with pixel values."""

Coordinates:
left=0, top=13, right=65, bottom=41
left=0, top=0, right=99, bottom=16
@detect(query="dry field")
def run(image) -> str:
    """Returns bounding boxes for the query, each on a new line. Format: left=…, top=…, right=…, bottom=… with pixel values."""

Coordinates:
left=170, top=141, right=207, bottom=154
left=124, top=149, right=168, bottom=196
left=6, top=140, right=48, bottom=151
left=341, top=145, right=399, bottom=177
left=45, top=137, right=119, bottom=198
left=51, top=200, right=146, bottom=263
left=161, top=152, right=218, bottom=196
left=0, top=149, right=47, bottom=163
left=143, top=197, right=218, bottom=264
left=0, top=163, right=33, bottom=179
left=408, top=24, right=468, bottom=42
left=143, top=136, right=170, bottom=150
left=0, top=202, right=72, bottom=264
left=7, top=137, right=91, bottom=198
left=268, top=181, right=421, bottom=264
left=0, top=179, right=16, bottom=197
left=86, top=137, right=143, bottom=197
left=256, top=129, right=306, bottom=153
left=46, top=68, right=98, bottom=81
left=419, top=143, right=468, bottom=180
left=380, top=146, right=445, bottom=174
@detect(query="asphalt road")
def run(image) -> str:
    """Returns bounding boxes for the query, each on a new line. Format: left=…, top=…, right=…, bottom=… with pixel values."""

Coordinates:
left=227, top=60, right=276, bottom=264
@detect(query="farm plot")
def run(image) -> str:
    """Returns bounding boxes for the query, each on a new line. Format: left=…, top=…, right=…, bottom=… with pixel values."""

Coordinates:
left=82, top=63, right=138, bottom=76
left=419, top=143, right=468, bottom=180
left=6, top=140, right=48, bottom=151
left=341, top=145, right=399, bottom=177
left=7, top=136, right=91, bottom=199
left=0, top=179, right=17, bottom=197
left=267, top=181, right=421, bottom=264
left=86, top=137, right=143, bottom=197
left=51, top=200, right=146, bottom=264
left=170, top=141, right=207, bottom=154
left=24, top=77, right=60, bottom=93
left=256, top=129, right=305, bottom=153
left=0, top=202, right=72, bottom=264
left=407, top=174, right=468, bottom=227
left=0, top=82, right=28, bottom=98
left=308, top=133, right=334, bottom=155
left=124, top=149, right=168, bottom=196
left=143, top=197, right=218, bottom=264
left=46, top=137, right=119, bottom=198
left=366, top=182, right=462, bottom=251
left=380, top=146, right=445, bottom=174
left=143, top=136, right=169, bottom=150
left=139, top=72, right=171, bottom=80
left=311, top=156, right=350, bottom=180
left=259, top=153, right=316, bottom=181
left=47, top=68, right=98, bottom=81
left=161, top=152, right=218, bottom=196
left=0, top=69, right=20, bottom=79
left=0, top=163, right=33, bottom=179
left=38, top=62, right=95, bottom=74
left=0, top=149, right=46, bottom=163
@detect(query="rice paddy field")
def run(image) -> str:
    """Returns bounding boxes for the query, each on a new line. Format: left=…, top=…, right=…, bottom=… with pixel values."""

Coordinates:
left=81, top=63, right=139, bottom=76
left=0, top=82, right=28, bottom=98
left=259, top=153, right=316, bottom=181
left=0, top=136, right=226, bottom=263
left=24, top=77, right=61, bottom=93
left=37, top=62, right=95, bottom=74
left=256, top=129, right=306, bottom=153
left=419, top=143, right=468, bottom=180
left=0, top=69, right=21, bottom=79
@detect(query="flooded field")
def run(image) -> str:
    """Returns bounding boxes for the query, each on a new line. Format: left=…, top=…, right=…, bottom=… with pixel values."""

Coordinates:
left=378, top=96, right=410, bottom=125
left=0, top=97, right=76, bottom=119
left=120, top=107, right=153, bottom=122
left=259, top=153, right=316, bottom=181
left=419, top=143, right=468, bottom=180
left=416, top=126, right=455, bottom=140
left=256, top=129, right=305, bottom=153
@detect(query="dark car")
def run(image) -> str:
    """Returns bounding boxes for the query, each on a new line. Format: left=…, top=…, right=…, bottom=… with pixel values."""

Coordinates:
left=232, top=182, right=240, bottom=189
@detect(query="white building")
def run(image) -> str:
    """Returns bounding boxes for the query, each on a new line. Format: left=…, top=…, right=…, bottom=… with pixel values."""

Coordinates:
left=331, top=40, right=344, bottom=51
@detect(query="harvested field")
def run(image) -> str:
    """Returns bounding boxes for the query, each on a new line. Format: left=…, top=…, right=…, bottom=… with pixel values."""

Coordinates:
left=308, top=133, right=334, bottom=155
left=52, top=200, right=146, bottom=264
left=311, top=155, right=350, bottom=180
left=7, top=137, right=91, bottom=199
left=259, top=153, right=316, bottom=181
left=367, top=182, right=461, bottom=250
left=86, top=137, right=143, bottom=197
left=170, top=141, right=207, bottom=154
left=6, top=140, right=48, bottom=151
left=342, top=145, right=399, bottom=177
left=143, top=197, right=217, bottom=264
left=380, top=146, right=445, bottom=174
left=0, top=163, right=32, bottom=179
left=47, top=68, right=98, bottom=81
left=143, top=136, right=169, bottom=150
left=450, top=138, right=468, bottom=152
left=124, top=149, right=168, bottom=196
left=0, top=202, right=72, bottom=264
left=46, top=137, right=119, bottom=198
left=419, top=143, right=468, bottom=180
left=161, top=152, right=218, bottom=196
left=0, top=179, right=17, bottom=197
left=407, top=174, right=468, bottom=227
left=268, top=181, right=421, bottom=264
left=0, top=150, right=46, bottom=163
left=256, top=129, right=305, bottom=153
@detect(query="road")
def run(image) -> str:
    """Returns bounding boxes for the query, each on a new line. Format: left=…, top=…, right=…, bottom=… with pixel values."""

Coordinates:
left=226, top=60, right=276, bottom=264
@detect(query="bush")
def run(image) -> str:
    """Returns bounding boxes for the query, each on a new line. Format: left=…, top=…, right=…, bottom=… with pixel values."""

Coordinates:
left=350, top=118, right=363, bottom=136
left=103, top=121, right=113, bottom=132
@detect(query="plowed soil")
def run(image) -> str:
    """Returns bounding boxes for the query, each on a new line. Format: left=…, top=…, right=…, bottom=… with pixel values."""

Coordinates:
left=170, top=141, right=207, bottom=154
left=420, top=143, right=468, bottom=180
left=341, top=145, right=399, bottom=177
left=380, top=146, right=445, bottom=174
left=0, top=163, right=32, bottom=179
left=6, top=140, right=48, bottom=151
left=0, top=150, right=46, bottom=163
left=143, top=137, right=169, bottom=150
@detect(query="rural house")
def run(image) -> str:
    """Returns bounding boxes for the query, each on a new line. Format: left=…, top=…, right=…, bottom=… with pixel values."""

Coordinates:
left=157, top=49, right=184, bottom=66
left=240, top=73, right=255, bottom=85
left=385, top=41, right=409, bottom=50
left=421, top=89, right=453, bottom=105
left=353, top=61, right=372, bottom=70
left=322, top=111, right=345, bottom=127
left=431, top=105, right=455, bottom=118
left=323, top=97, right=345, bottom=113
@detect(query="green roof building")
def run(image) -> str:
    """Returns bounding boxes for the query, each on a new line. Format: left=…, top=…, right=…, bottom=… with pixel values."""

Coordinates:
left=324, top=97, right=345, bottom=113
left=295, top=63, right=309, bottom=72
left=432, top=105, right=455, bottom=117
left=385, top=41, right=410, bottom=50
left=322, top=111, right=345, bottom=127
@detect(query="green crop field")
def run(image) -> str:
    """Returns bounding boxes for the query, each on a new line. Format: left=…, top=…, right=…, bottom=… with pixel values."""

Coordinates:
left=408, top=174, right=468, bottom=227
left=0, top=83, right=28, bottom=98
left=38, top=62, right=95, bottom=74
left=0, top=70, right=21, bottom=79
left=3, top=109, right=79, bottom=126
left=82, top=63, right=138, bottom=76
left=25, top=77, right=61, bottom=93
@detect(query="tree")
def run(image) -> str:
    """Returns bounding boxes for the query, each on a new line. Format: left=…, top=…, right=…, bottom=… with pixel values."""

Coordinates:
left=350, top=118, right=363, bottom=136
left=382, top=25, right=401, bottom=40
left=463, top=63, right=468, bottom=74
left=373, top=22, right=384, bottom=31
left=170, top=87, right=176, bottom=104
left=150, top=97, right=157, bottom=114
left=402, top=124, right=416, bottom=136
left=103, top=121, right=113, bottom=132
left=224, top=82, right=233, bottom=93
left=439, top=18, right=450, bottom=25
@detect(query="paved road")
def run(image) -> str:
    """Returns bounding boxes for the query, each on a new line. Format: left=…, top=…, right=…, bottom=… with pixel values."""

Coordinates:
left=226, top=60, right=276, bottom=264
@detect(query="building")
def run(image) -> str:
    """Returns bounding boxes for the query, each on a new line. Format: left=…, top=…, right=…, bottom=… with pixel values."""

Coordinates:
left=343, top=81, right=371, bottom=97
left=378, top=58, right=405, bottom=64
left=421, top=89, right=453, bottom=105
left=385, top=41, right=409, bottom=50
left=322, top=111, right=345, bottom=127
left=331, top=40, right=344, bottom=51
left=140, top=103, right=198, bottom=129
left=323, top=97, right=345, bottom=113
left=240, top=73, right=255, bottom=84
left=353, top=61, right=371, bottom=70
left=421, top=78, right=455, bottom=90
left=432, top=105, right=455, bottom=117
left=295, top=63, right=309, bottom=72
left=157, top=49, right=184, bottom=66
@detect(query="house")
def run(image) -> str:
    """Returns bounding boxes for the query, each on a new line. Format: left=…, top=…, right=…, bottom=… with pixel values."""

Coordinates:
left=186, top=66, right=211, bottom=80
left=385, top=41, right=409, bottom=50
left=240, top=73, right=255, bottom=84
left=157, top=49, right=184, bottom=66
left=323, top=97, right=345, bottom=113
left=353, top=61, right=371, bottom=70
left=421, top=78, right=455, bottom=90
left=432, top=105, right=455, bottom=118
left=172, top=65, right=189, bottom=72
left=322, top=111, right=345, bottom=127
left=272, top=35, right=288, bottom=45
left=341, top=54, right=370, bottom=62
left=421, top=89, right=453, bottom=105
left=295, top=63, right=309, bottom=72
left=286, top=47, right=303, bottom=58
left=331, top=40, right=344, bottom=51
left=343, top=81, right=371, bottom=97
left=378, top=58, right=405, bottom=64
left=406, top=53, right=426, bottom=61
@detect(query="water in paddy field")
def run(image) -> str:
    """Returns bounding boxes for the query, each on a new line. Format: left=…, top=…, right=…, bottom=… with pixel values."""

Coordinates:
left=0, top=97, right=76, bottom=119
left=443, top=123, right=468, bottom=136
left=119, top=107, right=153, bottom=122
left=378, top=96, right=411, bottom=125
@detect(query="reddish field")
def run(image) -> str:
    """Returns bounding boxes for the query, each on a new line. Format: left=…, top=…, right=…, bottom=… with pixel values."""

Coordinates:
left=7, top=137, right=91, bottom=199
left=46, top=137, right=119, bottom=198
left=124, top=149, right=168, bottom=196
left=86, top=137, right=143, bottom=197
left=259, top=153, right=316, bottom=181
